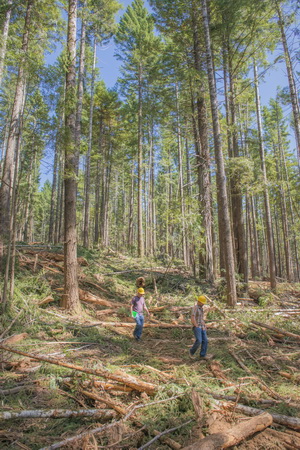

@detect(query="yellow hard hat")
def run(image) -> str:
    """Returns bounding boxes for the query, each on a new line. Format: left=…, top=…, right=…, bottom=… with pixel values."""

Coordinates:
left=197, top=295, right=207, bottom=304
left=137, top=288, right=145, bottom=294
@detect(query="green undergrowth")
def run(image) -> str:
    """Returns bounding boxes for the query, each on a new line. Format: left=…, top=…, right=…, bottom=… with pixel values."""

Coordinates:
left=1, top=251, right=300, bottom=448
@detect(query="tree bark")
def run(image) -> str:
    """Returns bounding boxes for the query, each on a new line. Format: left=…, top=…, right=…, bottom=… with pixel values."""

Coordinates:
left=276, top=2, right=300, bottom=163
left=0, top=0, right=12, bottom=87
left=137, top=63, right=144, bottom=257
left=0, top=408, right=116, bottom=420
left=63, top=0, right=80, bottom=312
left=253, top=63, right=276, bottom=289
left=201, top=0, right=237, bottom=306
left=0, top=0, right=34, bottom=272
left=183, top=412, right=272, bottom=449
left=83, top=38, right=96, bottom=248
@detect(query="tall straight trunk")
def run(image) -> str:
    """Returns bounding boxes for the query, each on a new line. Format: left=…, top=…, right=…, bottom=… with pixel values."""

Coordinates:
left=2, top=84, right=25, bottom=308
left=201, top=0, right=237, bottom=306
left=175, top=84, right=188, bottom=265
left=192, top=7, right=214, bottom=282
left=49, top=102, right=65, bottom=243
left=274, top=203, right=282, bottom=279
left=83, top=38, right=96, bottom=248
left=147, top=122, right=154, bottom=256
left=63, top=0, right=80, bottom=312
left=0, top=0, right=34, bottom=271
left=226, top=44, right=248, bottom=289
left=276, top=130, right=292, bottom=281
left=276, top=2, right=300, bottom=162
left=75, top=0, right=86, bottom=173
left=94, top=119, right=103, bottom=245
left=128, top=164, right=134, bottom=249
left=137, top=63, right=144, bottom=257
left=0, top=0, right=12, bottom=86
left=253, top=63, right=276, bottom=290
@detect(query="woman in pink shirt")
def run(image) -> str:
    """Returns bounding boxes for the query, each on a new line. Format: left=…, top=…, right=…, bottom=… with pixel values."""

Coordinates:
left=130, top=288, right=150, bottom=341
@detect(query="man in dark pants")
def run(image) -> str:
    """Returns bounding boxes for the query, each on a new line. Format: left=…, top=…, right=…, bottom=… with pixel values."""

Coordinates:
left=189, top=295, right=213, bottom=361
left=130, top=288, right=150, bottom=341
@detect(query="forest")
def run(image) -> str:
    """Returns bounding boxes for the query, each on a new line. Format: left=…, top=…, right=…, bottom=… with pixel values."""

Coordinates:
left=0, top=0, right=300, bottom=448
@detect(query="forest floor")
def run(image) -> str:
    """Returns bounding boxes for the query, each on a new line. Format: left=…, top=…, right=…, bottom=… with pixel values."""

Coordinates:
left=1, top=246, right=300, bottom=449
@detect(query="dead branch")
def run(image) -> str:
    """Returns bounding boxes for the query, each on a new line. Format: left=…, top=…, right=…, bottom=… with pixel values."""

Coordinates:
left=38, top=296, right=55, bottom=306
left=120, top=364, right=175, bottom=380
left=0, top=408, right=116, bottom=420
left=216, top=400, right=300, bottom=430
left=139, top=420, right=193, bottom=450
left=251, top=320, right=300, bottom=341
left=39, top=393, right=185, bottom=450
left=228, top=349, right=286, bottom=401
left=79, top=389, right=127, bottom=415
left=182, top=412, right=273, bottom=449
left=0, top=308, right=24, bottom=339
left=0, top=345, right=157, bottom=395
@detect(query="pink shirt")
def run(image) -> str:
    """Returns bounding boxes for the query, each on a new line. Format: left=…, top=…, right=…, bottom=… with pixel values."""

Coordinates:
left=131, top=295, right=146, bottom=314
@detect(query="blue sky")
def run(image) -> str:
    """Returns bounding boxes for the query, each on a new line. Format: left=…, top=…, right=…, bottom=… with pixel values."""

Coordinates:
left=42, top=0, right=297, bottom=182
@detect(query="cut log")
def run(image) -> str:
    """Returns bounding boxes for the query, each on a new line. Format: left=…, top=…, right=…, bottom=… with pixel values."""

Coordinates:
left=278, top=371, right=300, bottom=384
left=182, top=412, right=273, bottom=449
left=81, top=321, right=192, bottom=329
left=38, top=296, right=55, bottom=306
left=216, top=400, right=300, bottom=430
left=78, top=289, right=123, bottom=308
left=1, top=333, right=28, bottom=346
left=0, top=345, right=157, bottom=395
left=0, top=408, right=116, bottom=420
left=251, top=320, right=300, bottom=341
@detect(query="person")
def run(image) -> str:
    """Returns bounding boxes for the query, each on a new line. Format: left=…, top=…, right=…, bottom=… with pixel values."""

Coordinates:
left=130, top=287, right=150, bottom=341
left=189, top=295, right=213, bottom=361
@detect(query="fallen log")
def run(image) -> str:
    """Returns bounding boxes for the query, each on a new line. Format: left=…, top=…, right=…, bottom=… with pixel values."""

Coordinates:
left=38, top=296, right=55, bottom=306
left=0, top=345, right=157, bottom=395
left=278, top=371, right=300, bottom=384
left=217, top=400, right=300, bottom=430
left=0, top=408, right=116, bottom=420
left=251, top=320, right=300, bottom=341
left=1, top=333, right=28, bottom=346
left=78, top=289, right=123, bottom=308
left=80, top=321, right=192, bottom=329
left=182, top=412, right=273, bottom=449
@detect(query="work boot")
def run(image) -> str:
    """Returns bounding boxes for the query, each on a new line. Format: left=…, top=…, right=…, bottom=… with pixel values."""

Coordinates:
left=200, top=354, right=214, bottom=361
left=189, top=350, right=196, bottom=359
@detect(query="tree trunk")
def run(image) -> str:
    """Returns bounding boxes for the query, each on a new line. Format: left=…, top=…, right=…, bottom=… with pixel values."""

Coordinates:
left=137, top=63, right=144, bottom=257
left=0, top=0, right=34, bottom=272
left=176, top=84, right=188, bottom=265
left=192, top=7, right=214, bottom=282
left=75, top=0, right=87, bottom=174
left=276, top=2, right=300, bottom=163
left=201, top=0, right=237, bottom=306
left=0, top=0, right=12, bottom=87
left=227, top=42, right=248, bottom=289
left=63, top=0, right=80, bottom=313
left=253, top=63, right=276, bottom=289
left=83, top=38, right=96, bottom=248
